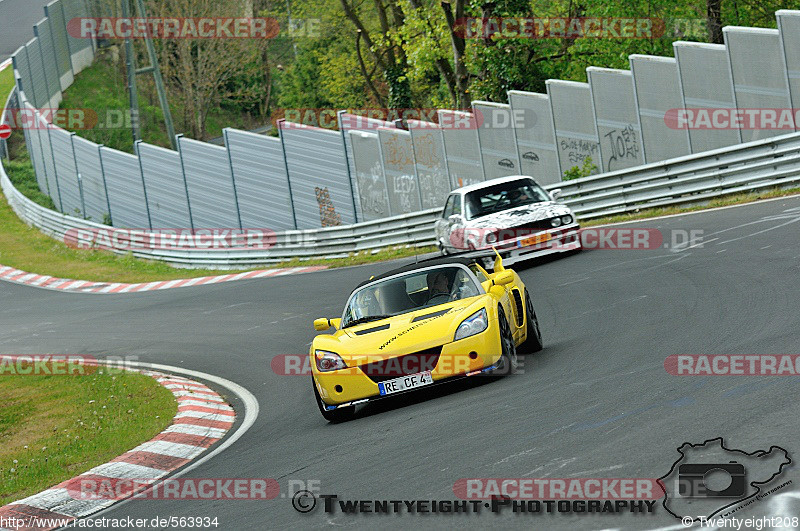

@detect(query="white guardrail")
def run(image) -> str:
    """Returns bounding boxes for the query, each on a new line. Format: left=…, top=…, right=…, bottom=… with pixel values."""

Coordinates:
left=3, top=81, right=800, bottom=268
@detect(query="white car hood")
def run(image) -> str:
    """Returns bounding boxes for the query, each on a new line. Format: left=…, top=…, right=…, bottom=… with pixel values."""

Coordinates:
left=465, top=202, right=572, bottom=229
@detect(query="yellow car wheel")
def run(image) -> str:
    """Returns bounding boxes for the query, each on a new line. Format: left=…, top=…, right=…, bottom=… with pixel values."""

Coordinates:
left=493, top=307, right=518, bottom=376
left=519, top=290, right=543, bottom=353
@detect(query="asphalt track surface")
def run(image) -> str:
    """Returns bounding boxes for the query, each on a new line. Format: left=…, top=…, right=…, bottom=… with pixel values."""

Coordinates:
left=0, top=0, right=53, bottom=62
left=2, top=196, right=800, bottom=529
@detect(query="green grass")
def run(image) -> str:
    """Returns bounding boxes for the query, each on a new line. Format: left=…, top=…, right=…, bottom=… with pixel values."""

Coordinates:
left=0, top=368, right=177, bottom=505
left=0, top=66, right=14, bottom=106
left=274, top=245, right=438, bottom=269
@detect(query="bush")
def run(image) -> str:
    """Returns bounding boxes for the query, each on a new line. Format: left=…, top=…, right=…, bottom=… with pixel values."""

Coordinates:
left=563, top=156, right=598, bottom=181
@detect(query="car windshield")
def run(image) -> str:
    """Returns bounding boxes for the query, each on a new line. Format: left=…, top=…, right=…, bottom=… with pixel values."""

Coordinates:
left=464, top=179, right=550, bottom=220
left=341, top=266, right=482, bottom=328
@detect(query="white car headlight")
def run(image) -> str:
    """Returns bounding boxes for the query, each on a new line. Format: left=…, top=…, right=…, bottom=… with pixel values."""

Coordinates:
left=561, top=215, right=573, bottom=225
left=315, top=350, right=347, bottom=372
left=454, top=308, right=488, bottom=341
left=550, top=217, right=562, bottom=228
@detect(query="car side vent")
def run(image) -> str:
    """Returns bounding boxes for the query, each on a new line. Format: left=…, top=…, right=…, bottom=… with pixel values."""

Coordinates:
left=411, top=309, right=450, bottom=322
left=510, top=289, right=524, bottom=328
left=354, top=323, right=391, bottom=335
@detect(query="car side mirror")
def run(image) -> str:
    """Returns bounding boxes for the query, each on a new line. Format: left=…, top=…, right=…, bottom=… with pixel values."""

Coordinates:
left=550, top=188, right=562, bottom=201
left=493, top=271, right=514, bottom=286
left=448, top=214, right=462, bottom=224
left=313, top=318, right=341, bottom=331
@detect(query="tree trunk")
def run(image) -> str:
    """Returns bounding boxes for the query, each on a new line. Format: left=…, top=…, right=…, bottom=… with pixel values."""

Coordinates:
left=707, top=0, right=723, bottom=44
left=441, top=0, right=470, bottom=108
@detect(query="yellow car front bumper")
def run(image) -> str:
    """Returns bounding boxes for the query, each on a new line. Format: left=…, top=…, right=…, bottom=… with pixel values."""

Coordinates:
left=312, top=325, right=503, bottom=407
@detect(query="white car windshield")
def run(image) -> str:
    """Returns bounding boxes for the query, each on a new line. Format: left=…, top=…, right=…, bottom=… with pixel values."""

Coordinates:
left=342, top=266, right=482, bottom=328
left=464, top=179, right=550, bottom=220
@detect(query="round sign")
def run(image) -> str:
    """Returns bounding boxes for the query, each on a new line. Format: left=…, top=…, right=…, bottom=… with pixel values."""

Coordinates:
left=0, top=124, right=11, bottom=140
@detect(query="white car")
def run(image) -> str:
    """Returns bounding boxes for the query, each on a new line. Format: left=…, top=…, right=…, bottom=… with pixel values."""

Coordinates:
left=434, top=175, right=581, bottom=263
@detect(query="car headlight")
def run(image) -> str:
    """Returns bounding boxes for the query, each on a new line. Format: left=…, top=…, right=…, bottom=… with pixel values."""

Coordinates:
left=315, top=350, right=347, bottom=372
left=550, top=217, right=562, bottom=228
left=561, top=215, right=573, bottom=225
left=454, top=308, right=488, bottom=341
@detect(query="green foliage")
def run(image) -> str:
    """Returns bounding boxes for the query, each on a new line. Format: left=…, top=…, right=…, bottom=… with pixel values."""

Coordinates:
left=563, top=156, right=598, bottom=181
left=385, top=66, right=412, bottom=109
left=4, top=148, right=55, bottom=210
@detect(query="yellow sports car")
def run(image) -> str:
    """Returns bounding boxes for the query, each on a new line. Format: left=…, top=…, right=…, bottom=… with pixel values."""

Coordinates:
left=310, top=252, right=543, bottom=422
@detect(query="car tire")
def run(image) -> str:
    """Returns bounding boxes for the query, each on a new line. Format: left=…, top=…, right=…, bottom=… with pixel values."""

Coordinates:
left=519, top=290, right=544, bottom=353
left=312, top=378, right=355, bottom=423
left=495, top=307, right=518, bottom=376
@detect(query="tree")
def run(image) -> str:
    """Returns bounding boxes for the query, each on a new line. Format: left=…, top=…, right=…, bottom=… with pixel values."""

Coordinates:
left=145, top=0, right=271, bottom=138
left=338, top=0, right=412, bottom=108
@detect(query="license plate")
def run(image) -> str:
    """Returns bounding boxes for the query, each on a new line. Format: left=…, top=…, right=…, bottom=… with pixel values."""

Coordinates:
left=519, top=232, right=552, bottom=248
left=378, top=371, right=433, bottom=396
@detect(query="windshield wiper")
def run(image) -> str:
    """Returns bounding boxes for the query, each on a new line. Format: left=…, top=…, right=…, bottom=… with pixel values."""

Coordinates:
left=343, top=315, right=392, bottom=328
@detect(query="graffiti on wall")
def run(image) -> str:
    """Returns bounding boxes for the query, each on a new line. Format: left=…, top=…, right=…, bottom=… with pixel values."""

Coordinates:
left=603, top=124, right=640, bottom=170
left=315, top=186, right=342, bottom=227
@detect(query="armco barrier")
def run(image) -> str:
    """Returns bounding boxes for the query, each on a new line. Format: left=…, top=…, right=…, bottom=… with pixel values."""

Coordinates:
left=4, top=80, right=800, bottom=268
left=0, top=156, right=439, bottom=269
left=0, top=93, right=439, bottom=269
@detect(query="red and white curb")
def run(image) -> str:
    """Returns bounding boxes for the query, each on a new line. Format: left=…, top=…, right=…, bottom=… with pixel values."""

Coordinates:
left=0, top=370, right=235, bottom=530
left=0, top=265, right=327, bottom=293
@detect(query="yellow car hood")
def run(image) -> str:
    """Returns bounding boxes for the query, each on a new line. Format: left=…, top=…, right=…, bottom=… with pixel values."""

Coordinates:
left=314, top=296, right=488, bottom=365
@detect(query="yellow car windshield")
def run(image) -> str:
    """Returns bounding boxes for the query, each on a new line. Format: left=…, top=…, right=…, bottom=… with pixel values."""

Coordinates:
left=342, top=266, right=481, bottom=328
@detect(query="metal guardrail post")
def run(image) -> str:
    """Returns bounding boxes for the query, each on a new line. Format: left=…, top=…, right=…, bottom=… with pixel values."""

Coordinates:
left=134, top=140, right=153, bottom=229
left=69, top=132, right=86, bottom=218
left=97, top=144, right=113, bottom=225
left=44, top=4, right=64, bottom=91
left=336, top=110, right=359, bottom=224
left=44, top=121, right=64, bottom=213
left=223, top=129, right=243, bottom=230
left=56, top=0, right=76, bottom=78
left=276, top=120, right=298, bottom=230
left=175, top=134, right=195, bottom=231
